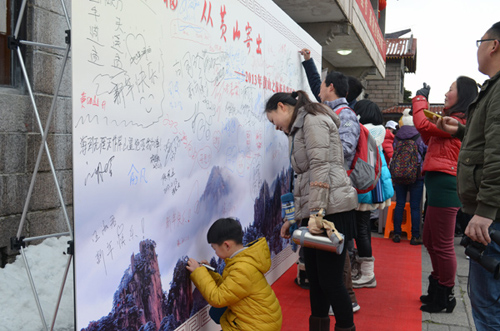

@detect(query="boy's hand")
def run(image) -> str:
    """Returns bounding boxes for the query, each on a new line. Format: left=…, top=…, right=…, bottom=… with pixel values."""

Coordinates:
left=186, top=258, right=201, bottom=272
left=299, top=48, right=311, bottom=61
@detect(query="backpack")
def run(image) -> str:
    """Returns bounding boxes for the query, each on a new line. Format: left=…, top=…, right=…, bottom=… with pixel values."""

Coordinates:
left=335, top=107, right=382, bottom=194
left=390, top=134, right=421, bottom=185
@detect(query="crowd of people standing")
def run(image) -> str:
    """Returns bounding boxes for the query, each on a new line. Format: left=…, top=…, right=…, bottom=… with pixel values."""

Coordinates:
left=268, top=21, right=500, bottom=331
left=186, top=21, right=500, bottom=331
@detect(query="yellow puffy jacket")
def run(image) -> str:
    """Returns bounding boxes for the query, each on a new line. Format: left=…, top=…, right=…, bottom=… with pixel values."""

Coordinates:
left=190, top=237, right=282, bottom=330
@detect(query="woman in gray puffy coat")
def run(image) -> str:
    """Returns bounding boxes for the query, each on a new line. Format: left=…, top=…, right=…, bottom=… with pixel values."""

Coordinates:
left=265, top=90, right=357, bottom=331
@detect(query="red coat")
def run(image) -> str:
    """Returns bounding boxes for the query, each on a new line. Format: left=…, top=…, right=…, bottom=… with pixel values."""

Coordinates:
left=382, top=129, right=394, bottom=165
left=412, top=96, right=466, bottom=176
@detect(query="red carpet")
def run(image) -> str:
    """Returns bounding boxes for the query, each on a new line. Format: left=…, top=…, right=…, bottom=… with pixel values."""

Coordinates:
left=273, top=237, right=422, bottom=330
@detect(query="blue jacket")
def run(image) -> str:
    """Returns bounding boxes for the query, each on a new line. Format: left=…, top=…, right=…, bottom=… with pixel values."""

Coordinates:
left=356, top=124, right=394, bottom=209
left=302, top=58, right=322, bottom=102
left=357, top=146, right=394, bottom=206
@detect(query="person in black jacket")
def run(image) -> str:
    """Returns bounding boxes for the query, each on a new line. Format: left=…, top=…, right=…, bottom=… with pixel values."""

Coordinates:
left=437, top=22, right=500, bottom=330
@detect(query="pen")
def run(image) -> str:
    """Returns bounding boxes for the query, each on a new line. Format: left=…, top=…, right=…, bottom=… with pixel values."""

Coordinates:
left=201, top=263, right=216, bottom=271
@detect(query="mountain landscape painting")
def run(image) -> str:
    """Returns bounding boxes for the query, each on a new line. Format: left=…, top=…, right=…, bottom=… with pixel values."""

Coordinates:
left=82, top=167, right=292, bottom=331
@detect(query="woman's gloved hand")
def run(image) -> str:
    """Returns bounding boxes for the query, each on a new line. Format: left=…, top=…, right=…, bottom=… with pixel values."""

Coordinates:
left=416, top=82, right=431, bottom=100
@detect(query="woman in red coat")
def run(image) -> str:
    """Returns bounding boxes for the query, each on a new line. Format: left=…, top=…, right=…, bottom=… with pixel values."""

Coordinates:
left=412, top=77, right=478, bottom=313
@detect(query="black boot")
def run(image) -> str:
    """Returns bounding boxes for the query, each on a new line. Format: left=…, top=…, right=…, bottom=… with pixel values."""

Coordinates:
left=335, top=325, right=356, bottom=331
left=420, top=284, right=456, bottom=313
left=320, top=317, right=330, bottom=331
left=309, top=316, right=330, bottom=331
left=420, top=275, right=438, bottom=304
left=295, top=262, right=310, bottom=289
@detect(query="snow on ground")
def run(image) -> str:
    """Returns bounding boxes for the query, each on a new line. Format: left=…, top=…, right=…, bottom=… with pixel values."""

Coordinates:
left=0, top=236, right=74, bottom=331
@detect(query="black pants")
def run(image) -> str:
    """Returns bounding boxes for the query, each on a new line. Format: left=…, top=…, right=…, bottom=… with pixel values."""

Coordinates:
left=355, top=210, right=372, bottom=257
left=303, top=238, right=354, bottom=328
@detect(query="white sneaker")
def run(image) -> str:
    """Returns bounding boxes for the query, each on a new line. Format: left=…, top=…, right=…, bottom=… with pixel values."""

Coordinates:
left=329, top=303, right=360, bottom=316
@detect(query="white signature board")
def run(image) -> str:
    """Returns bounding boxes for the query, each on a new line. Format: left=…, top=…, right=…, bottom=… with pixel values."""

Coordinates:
left=72, top=0, right=321, bottom=328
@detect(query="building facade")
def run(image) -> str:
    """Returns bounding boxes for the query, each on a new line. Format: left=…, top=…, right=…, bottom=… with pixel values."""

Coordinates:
left=366, top=36, right=417, bottom=110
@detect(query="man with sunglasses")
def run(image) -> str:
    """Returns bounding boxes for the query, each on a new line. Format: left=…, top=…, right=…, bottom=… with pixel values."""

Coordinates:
left=438, top=22, right=500, bottom=331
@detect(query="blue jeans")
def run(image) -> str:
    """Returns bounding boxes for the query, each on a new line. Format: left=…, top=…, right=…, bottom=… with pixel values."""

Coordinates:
left=393, top=179, right=424, bottom=237
left=469, top=221, right=500, bottom=331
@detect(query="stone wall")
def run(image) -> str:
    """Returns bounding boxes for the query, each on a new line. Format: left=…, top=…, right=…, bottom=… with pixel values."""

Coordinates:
left=0, top=1, right=73, bottom=267
left=365, top=60, right=404, bottom=110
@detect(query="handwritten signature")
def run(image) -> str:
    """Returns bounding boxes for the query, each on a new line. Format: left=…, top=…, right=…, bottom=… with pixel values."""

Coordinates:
left=84, top=156, right=115, bottom=185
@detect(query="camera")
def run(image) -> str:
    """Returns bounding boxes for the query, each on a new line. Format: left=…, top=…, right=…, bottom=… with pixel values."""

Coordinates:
left=460, top=229, right=500, bottom=279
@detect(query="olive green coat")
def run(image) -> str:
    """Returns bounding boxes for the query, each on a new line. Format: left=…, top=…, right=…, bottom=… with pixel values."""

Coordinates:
left=455, top=71, right=500, bottom=221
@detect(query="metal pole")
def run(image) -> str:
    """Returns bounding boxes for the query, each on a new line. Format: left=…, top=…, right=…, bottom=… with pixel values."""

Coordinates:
left=23, top=232, right=71, bottom=243
left=10, top=2, right=74, bottom=330
left=19, top=40, right=66, bottom=51
left=21, top=247, right=49, bottom=331
left=14, top=45, right=43, bottom=240
left=14, top=44, right=73, bottom=241
left=13, top=0, right=27, bottom=38
left=50, top=254, right=73, bottom=331
left=60, top=0, right=71, bottom=30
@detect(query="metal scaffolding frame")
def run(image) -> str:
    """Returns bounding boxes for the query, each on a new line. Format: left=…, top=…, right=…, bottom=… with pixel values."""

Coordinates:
left=8, top=0, right=72, bottom=330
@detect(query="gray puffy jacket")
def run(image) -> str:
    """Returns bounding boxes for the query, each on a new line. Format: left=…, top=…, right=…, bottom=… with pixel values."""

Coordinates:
left=289, top=106, right=358, bottom=221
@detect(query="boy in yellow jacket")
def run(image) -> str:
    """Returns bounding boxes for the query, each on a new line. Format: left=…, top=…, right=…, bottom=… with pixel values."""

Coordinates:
left=186, top=218, right=282, bottom=330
